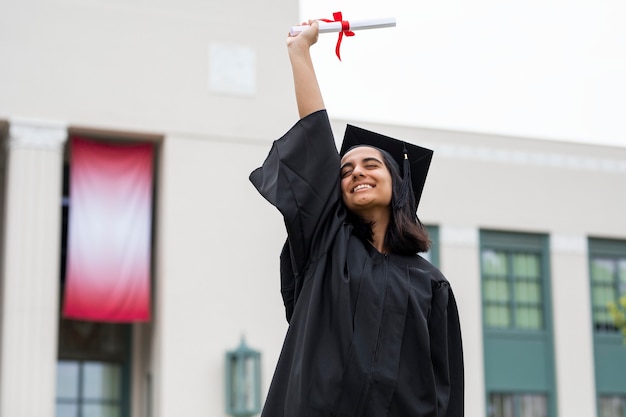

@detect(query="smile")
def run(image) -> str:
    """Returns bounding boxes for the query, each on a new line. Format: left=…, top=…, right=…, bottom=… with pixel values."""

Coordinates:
left=353, top=184, right=373, bottom=192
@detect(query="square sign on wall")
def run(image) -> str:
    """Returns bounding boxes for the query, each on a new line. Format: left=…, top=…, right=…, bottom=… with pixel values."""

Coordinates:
left=208, top=43, right=256, bottom=97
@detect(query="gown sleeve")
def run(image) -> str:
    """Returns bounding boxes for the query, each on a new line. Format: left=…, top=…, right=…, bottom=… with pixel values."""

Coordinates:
left=429, top=281, right=465, bottom=417
left=250, top=110, right=341, bottom=321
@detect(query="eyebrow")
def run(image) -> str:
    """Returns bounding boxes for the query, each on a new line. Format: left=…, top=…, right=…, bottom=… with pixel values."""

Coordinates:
left=340, top=157, right=383, bottom=171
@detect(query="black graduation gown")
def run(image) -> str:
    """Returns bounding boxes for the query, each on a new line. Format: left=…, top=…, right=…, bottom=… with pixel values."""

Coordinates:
left=250, top=110, right=464, bottom=417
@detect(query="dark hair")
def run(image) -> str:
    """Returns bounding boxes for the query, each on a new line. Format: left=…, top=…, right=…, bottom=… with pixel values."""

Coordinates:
left=346, top=150, right=431, bottom=255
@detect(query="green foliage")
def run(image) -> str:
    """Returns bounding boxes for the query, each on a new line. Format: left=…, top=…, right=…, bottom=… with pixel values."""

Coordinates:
left=608, top=296, right=626, bottom=344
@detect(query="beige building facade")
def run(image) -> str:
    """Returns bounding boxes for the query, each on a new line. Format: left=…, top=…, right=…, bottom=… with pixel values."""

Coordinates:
left=1, top=1, right=625, bottom=417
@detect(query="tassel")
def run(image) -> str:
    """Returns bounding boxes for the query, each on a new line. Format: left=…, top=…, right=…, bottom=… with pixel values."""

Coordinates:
left=399, top=144, right=417, bottom=215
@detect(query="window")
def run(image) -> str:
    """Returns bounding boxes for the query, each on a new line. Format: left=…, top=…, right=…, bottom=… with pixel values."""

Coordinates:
left=57, top=361, right=123, bottom=417
left=422, top=225, right=440, bottom=267
left=488, top=393, right=548, bottom=417
left=55, top=320, right=130, bottom=417
left=599, top=395, right=626, bottom=417
left=589, top=238, right=626, bottom=412
left=589, top=239, right=626, bottom=332
left=481, top=231, right=556, bottom=417
left=482, top=248, right=544, bottom=330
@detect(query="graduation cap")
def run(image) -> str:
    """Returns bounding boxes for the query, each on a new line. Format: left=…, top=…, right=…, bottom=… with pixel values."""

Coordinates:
left=339, top=124, right=433, bottom=210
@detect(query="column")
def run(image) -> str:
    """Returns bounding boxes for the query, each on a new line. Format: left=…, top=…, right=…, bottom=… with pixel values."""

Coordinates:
left=551, top=233, right=597, bottom=417
left=440, top=225, right=485, bottom=417
left=0, top=119, right=66, bottom=417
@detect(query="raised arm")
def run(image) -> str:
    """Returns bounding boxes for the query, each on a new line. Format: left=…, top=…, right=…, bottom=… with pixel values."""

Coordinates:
left=287, top=20, right=325, bottom=119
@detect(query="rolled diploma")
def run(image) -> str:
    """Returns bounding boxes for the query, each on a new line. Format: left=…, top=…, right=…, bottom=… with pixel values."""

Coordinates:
left=290, top=17, right=396, bottom=36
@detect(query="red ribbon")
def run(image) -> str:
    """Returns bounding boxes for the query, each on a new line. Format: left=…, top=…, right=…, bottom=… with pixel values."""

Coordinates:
left=320, top=11, right=355, bottom=61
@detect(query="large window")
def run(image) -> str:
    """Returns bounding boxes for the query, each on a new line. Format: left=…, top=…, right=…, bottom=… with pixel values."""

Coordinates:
left=589, top=238, right=626, bottom=415
left=488, top=393, right=548, bottom=417
left=482, top=250, right=543, bottom=330
left=589, top=239, right=626, bottom=332
left=481, top=231, right=555, bottom=417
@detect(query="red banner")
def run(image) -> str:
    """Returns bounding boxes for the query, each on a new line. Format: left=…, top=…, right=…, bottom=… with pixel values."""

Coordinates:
left=63, top=137, right=154, bottom=322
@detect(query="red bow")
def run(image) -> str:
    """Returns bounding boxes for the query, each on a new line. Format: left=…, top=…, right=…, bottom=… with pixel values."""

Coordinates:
left=320, top=11, right=355, bottom=61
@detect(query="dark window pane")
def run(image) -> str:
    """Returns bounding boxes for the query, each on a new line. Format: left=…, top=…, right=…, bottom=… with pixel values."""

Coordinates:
left=486, top=305, right=511, bottom=328
left=483, top=250, right=508, bottom=276
left=56, top=361, right=80, bottom=400
left=592, top=285, right=615, bottom=307
left=520, top=394, right=547, bottom=417
left=513, top=254, right=539, bottom=279
left=592, top=259, right=616, bottom=283
left=599, top=395, right=625, bottom=417
left=516, top=307, right=543, bottom=330
left=485, top=279, right=509, bottom=302
left=489, top=392, right=548, bottom=417
left=83, top=362, right=121, bottom=401
left=489, top=393, right=514, bottom=417
left=56, top=403, right=79, bottom=417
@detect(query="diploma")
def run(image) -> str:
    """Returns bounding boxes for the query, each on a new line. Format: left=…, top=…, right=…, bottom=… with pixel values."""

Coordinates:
left=290, top=17, right=397, bottom=36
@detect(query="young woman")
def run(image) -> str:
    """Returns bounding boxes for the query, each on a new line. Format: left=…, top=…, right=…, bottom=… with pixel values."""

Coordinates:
left=250, top=21, right=464, bottom=417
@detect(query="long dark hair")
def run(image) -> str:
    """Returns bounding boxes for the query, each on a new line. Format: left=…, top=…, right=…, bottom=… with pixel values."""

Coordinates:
left=346, top=149, right=431, bottom=255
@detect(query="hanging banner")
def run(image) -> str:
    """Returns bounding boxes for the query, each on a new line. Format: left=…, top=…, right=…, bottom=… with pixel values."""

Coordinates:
left=63, top=137, right=154, bottom=322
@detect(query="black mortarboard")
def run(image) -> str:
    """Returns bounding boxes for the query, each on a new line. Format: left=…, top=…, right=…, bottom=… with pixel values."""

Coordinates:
left=339, top=124, right=433, bottom=210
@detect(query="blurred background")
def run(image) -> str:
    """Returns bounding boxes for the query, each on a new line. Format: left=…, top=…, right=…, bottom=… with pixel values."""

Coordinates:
left=0, top=0, right=625, bottom=416
left=301, top=0, right=626, bottom=148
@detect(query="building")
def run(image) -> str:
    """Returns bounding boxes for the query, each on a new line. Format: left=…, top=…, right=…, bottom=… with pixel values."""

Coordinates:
left=1, top=1, right=625, bottom=416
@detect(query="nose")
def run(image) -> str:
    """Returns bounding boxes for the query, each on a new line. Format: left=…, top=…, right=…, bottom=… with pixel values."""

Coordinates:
left=352, top=165, right=365, bottom=178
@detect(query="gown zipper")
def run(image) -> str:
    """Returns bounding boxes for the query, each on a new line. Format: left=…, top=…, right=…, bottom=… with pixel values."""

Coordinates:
left=370, top=253, right=389, bottom=379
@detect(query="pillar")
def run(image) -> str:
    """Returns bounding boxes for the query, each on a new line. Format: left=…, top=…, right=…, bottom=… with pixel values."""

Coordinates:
left=0, top=119, right=66, bottom=417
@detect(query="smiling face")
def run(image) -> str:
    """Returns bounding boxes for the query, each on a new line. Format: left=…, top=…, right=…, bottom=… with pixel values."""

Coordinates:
left=340, top=146, right=393, bottom=219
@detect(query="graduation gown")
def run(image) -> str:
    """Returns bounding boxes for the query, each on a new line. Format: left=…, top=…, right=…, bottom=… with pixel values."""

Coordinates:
left=250, top=110, right=464, bottom=417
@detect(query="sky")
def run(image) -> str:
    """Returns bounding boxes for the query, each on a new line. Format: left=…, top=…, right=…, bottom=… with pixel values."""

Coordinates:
left=299, top=0, right=626, bottom=148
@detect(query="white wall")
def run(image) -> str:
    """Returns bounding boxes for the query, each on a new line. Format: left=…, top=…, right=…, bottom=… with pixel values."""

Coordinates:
left=153, top=133, right=289, bottom=416
left=551, top=235, right=596, bottom=417
left=0, top=0, right=299, bottom=140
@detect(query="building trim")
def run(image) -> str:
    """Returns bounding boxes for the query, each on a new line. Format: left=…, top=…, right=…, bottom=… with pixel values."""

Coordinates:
left=420, top=142, right=626, bottom=174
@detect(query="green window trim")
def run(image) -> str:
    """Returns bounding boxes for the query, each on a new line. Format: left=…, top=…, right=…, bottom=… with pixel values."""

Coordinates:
left=480, top=230, right=556, bottom=417
left=480, top=231, right=551, bottom=333
left=589, top=237, right=626, bottom=399
left=589, top=237, right=626, bottom=334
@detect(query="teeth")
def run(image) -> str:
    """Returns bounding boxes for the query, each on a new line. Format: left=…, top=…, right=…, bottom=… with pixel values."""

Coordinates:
left=353, top=184, right=372, bottom=192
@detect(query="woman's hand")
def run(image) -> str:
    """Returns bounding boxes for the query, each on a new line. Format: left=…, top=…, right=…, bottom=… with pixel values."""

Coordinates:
left=287, top=20, right=319, bottom=53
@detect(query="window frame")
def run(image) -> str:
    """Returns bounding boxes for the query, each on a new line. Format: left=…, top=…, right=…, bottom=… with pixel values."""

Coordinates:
left=480, top=230, right=556, bottom=417
left=480, top=230, right=552, bottom=337
left=56, top=359, right=128, bottom=417
left=589, top=238, right=626, bottom=408
left=589, top=237, right=626, bottom=336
